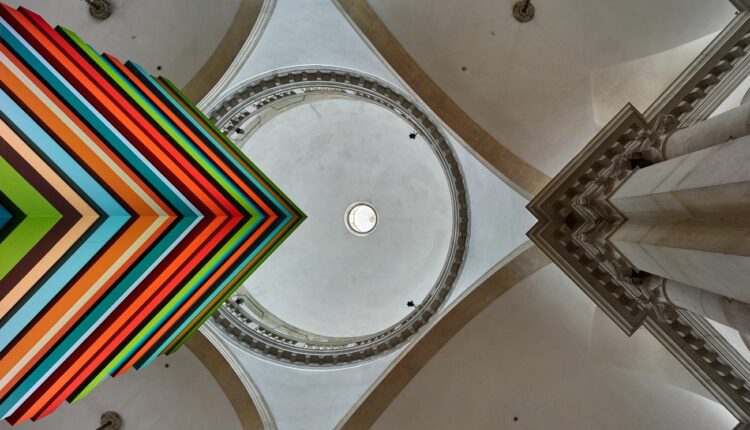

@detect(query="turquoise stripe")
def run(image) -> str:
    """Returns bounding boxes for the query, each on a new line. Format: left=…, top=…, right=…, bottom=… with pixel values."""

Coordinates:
left=94, top=55, right=262, bottom=218
left=0, top=90, right=126, bottom=354
left=0, top=20, right=125, bottom=215
left=138, top=208, right=295, bottom=367
left=0, top=215, right=198, bottom=419
left=0, top=202, right=10, bottom=230
left=133, top=64, right=292, bottom=220
left=0, top=18, right=196, bottom=219
left=116, top=215, right=264, bottom=369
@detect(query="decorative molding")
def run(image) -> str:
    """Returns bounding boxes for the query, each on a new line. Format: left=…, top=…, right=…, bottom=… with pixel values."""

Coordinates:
left=644, top=11, right=750, bottom=125
left=528, top=15, right=750, bottom=418
left=528, top=104, right=649, bottom=334
left=209, top=67, right=469, bottom=367
left=630, top=276, right=679, bottom=324
left=643, top=314, right=750, bottom=422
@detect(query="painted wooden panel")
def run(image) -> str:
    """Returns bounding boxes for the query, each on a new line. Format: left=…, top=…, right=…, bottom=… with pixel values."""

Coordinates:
left=0, top=3, right=304, bottom=424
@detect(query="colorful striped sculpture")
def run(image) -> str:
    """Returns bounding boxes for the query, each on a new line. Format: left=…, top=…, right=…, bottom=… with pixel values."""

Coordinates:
left=0, top=3, right=304, bottom=424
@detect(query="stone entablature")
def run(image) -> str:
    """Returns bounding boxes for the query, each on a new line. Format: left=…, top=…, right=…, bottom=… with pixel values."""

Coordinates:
left=529, top=8, right=750, bottom=424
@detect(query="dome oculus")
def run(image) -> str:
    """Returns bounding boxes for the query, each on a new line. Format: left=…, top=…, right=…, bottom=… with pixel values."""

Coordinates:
left=346, top=203, right=378, bottom=235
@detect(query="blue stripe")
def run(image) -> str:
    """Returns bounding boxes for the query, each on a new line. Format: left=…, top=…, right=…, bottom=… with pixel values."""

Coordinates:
left=0, top=91, right=126, bottom=357
left=0, top=18, right=196, bottom=219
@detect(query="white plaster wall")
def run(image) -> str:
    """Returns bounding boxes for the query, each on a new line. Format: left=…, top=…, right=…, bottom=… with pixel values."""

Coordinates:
left=187, top=1, right=745, bottom=428
left=374, top=265, right=738, bottom=430
left=5, top=0, right=241, bottom=87
left=589, top=308, right=714, bottom=398
left=369, top=0, right=734, bottom=177
left=591, top=33, right=717, bottom=129
left=446, top=137, right=534, bottom=303
left=0, top=348, right=242, bottom=430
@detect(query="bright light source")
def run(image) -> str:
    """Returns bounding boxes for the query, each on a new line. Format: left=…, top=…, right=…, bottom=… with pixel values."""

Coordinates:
left=346, top=203, right=377, bottom=236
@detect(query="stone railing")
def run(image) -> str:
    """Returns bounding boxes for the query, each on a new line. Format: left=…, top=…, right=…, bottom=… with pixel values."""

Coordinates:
left=207, top=67, right=469, bottom=366
left=529, top=7, right=750, bottom=423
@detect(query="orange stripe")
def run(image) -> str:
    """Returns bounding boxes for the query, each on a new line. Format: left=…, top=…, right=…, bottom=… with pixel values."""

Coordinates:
left=0, top=56, right=169, bottom=397
left=116, top=212, right=277, bottom=373
left=26, top=7, right=236, bottom=218
left=0, top=118, right=96, bottom=321
left=0, top=216, right=168, bottom=401
left=4, top=6, right=221, bottom=216
left=0, top=50, right=151, bottom=316
left=18, top=217, right=229, bottom=419
left=108, top=56, right=275, bottom=217
left=0, top=43, right=172, bottom=217
left=180, top=208, right=300, bottom=343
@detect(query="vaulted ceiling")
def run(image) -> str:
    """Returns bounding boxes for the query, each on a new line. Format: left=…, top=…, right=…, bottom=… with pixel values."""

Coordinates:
left=0, top=1, right=745, bottom=429
left=368, top=0, right=735, bottom=176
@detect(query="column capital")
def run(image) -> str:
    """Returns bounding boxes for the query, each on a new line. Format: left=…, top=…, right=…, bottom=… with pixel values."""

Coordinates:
left=636, top=277, right=679, bottom=324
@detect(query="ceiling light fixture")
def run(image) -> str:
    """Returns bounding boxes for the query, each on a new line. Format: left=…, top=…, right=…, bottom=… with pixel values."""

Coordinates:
left=513, top=0, right=535, bottom=23
left=96, top=411, right=122, bottom=430
left=84, top=0, right=112, bottom=20
left=345, top=202, right=378, bottom=236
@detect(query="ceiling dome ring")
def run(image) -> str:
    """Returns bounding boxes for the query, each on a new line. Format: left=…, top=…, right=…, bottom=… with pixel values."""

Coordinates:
left=207, top=66, right=469, bottom=367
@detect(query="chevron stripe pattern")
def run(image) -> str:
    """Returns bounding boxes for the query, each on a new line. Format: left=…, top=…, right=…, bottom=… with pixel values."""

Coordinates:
left=0, top=3, right=304, bottom=424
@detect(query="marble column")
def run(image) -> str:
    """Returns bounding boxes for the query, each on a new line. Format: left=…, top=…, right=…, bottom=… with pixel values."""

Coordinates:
left=646, top=277, right=750, bottom=335
left=609, top=132, right=750, bottom=305
left=611, top=219, right=750, bottom=304
left=662, top=102, right=750, bottom=159
left=611, top=134, right=750, bottom=219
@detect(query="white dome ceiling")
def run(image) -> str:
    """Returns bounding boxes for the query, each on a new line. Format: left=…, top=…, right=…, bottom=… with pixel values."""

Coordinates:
left=237, top=97, right=454, bottom=338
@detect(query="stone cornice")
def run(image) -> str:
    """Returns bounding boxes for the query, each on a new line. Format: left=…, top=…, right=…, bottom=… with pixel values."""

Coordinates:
left=528, top=104, right=651, bottom=334
left=645, top=11, right=750, bottom=125
left=528, top=9, right=750, bottom=422
left=528, top=10, right=750, bottom=422
left=731, top=0, right=750, bottom=12
left=529, top=103, right=750, bottom=421
left=208, top=67, right=469, bottom=367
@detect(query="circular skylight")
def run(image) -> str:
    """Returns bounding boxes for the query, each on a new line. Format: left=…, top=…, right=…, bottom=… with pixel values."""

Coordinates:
left=346, top=202, right=378, bottom=235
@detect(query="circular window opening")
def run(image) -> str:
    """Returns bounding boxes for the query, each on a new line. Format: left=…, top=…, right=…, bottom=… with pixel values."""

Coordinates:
left=346, top=202, right=378, bottom=236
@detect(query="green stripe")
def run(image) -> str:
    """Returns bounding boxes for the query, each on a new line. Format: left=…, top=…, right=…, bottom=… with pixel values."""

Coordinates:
left=62, top=29, right=261, bottom=218
left=0, top=156, right=61, bottom=278
left=74, top=218, right=257, bottom=400
left=162, top=78, right=307, bottom=220
left=168, top=207, right=306, bottom=352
